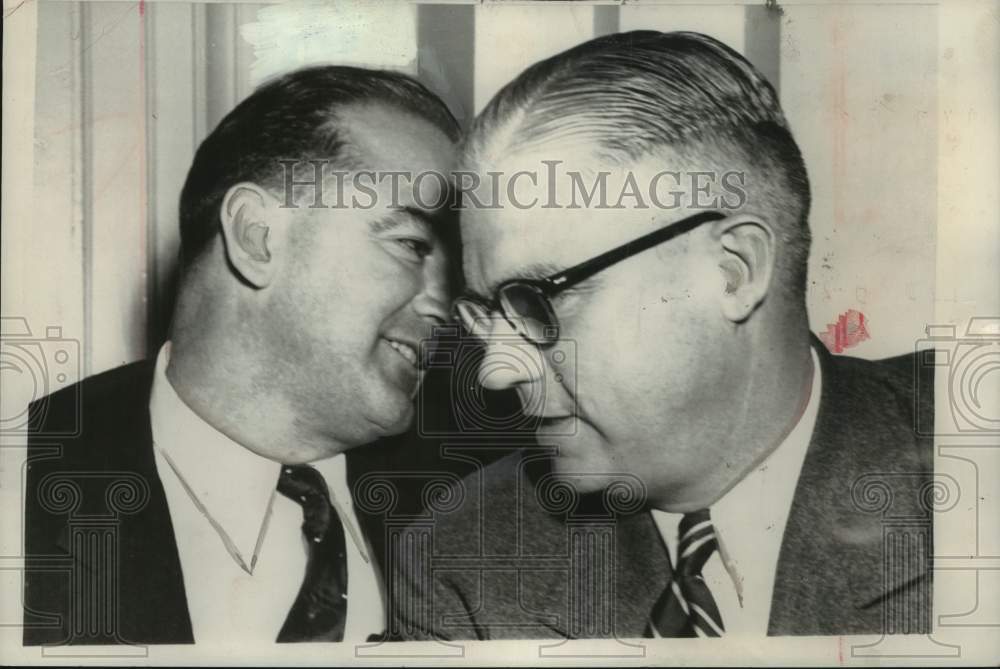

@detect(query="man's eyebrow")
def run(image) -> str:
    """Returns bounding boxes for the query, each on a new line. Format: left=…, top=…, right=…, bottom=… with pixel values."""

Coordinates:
left=369, top=206, right=434, bottom=234
left=467, top=262, right=566, bottom=301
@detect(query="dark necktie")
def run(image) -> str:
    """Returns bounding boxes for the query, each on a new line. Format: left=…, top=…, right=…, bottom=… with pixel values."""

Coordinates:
left=646, top=509, right=726, bottom=637
left=276, top=464, right=348, bottom=642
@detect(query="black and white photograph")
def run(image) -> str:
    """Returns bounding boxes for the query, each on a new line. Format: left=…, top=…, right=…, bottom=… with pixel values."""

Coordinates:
left=1, top=0, right=998, bottom=665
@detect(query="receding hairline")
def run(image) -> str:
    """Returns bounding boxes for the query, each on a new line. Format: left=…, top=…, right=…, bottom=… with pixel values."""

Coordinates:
left=334, top=101, right=457, bottom=164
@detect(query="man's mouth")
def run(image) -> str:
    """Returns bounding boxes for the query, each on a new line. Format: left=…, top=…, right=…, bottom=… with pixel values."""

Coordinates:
left=384, top=337, right=419, bottom=368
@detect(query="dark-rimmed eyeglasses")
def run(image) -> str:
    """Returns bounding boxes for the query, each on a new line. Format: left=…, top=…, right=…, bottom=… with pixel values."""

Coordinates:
left=454, top=210, right=727, bottom=347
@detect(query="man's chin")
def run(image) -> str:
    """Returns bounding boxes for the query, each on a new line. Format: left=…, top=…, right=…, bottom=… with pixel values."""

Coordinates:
left=534, top=425, right=607, bottom=475
left=536, top=460, right=649, bottom=516
left=370, top=402, right=415, bottom=438
left=547, top=459, right=623, bottom=491
left=370, top=361, right=425, bottom=423
left=531, top=432, right=649, bottom=511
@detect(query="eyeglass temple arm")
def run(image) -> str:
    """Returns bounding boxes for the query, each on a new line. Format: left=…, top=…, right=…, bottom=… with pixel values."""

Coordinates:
left=543, top=211, right=727, bottom=292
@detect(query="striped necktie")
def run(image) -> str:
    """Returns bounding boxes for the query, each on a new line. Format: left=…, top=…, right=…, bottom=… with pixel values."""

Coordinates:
left=646, top=509, right=726, bottom=638
left=276, top=464, right=349, bottom=642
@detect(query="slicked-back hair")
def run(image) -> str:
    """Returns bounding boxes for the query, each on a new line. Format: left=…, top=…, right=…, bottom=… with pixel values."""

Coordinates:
left=178, top=65, right=460, bottom=266
left=465, top=31, right=812, bottom=300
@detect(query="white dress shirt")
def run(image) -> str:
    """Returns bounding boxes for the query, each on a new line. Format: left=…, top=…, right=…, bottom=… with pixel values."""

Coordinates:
left=651, top=346, right=822, bottom=636
left=148, top=343, right=384, bottom=643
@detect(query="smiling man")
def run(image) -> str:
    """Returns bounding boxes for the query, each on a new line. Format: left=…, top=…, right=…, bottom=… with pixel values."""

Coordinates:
left=24, top=66, right=457, bottom=644
left=392, top=31, right=933, bottom=639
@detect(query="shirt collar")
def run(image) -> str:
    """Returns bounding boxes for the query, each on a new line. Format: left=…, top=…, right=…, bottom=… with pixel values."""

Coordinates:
left=149, top=343, right=283, bottom=560
left=150, top=343, right=371, bottom=564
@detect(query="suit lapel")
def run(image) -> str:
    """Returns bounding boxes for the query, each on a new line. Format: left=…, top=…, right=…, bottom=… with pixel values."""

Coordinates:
left=769, top=340, right=930, bottom=634
left=56, top=361, right=194, bottom=644
left=115, top=377, right=195, bottom=644
left=611, top=507, right=672, bottom=637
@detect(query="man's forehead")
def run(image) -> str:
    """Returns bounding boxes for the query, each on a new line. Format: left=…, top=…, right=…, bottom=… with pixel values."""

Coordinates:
left=324, top=103, right=455, bottom=218
left=459, top=143, right=703, bottom=294
left=460, top=204, right=650, bottom=297
left=338, top=103, right=454, bottom=173
left=462, top=225, right=551, bottom=296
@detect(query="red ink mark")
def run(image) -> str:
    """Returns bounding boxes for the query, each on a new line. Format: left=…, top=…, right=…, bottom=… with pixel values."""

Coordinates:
left=838, top=635, right=844, bottom=664
left=819, top=309, right=870, bottom=353
left=139, top=0, right=144, bottom=16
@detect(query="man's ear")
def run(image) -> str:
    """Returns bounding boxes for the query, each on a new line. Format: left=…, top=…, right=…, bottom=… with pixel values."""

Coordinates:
left=218, top=183, right=286, bottom=288
left=715, top=215, right=776, bottom=323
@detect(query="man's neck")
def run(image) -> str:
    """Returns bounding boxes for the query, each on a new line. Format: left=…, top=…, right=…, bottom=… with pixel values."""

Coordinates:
left=716, top=321, right=815, bottom=502
left=661, top=319, right=816, bottom=512
left=165, top=337, right=348, bottom=464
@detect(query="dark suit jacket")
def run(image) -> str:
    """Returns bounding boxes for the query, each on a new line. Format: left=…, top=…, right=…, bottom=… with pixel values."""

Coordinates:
left=22, top=360, right=406, bottom=645
left=389, top=342, right=935, bottom=639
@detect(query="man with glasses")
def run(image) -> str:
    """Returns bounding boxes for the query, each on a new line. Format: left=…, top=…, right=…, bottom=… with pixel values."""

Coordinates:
left=391, top=31, right=933, bottom=639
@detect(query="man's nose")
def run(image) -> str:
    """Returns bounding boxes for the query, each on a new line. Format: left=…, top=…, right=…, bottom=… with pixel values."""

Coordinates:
left=412, top=261, right=451, bottom=328
left=477, top=317, right=546, bottom=390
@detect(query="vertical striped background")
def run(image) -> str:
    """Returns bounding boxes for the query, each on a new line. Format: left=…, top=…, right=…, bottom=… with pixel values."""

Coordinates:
left=11, top=1, right=966, bottom=393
